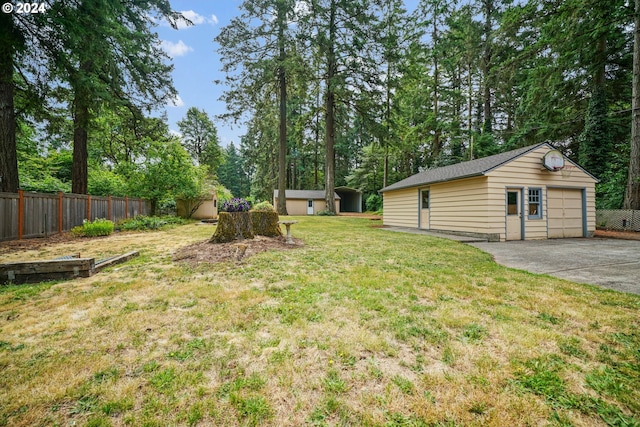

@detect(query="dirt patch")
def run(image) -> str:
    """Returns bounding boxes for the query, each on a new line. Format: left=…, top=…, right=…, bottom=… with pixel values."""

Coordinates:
left=173, top=235, right=303, bottom=265
left=594, top=229, right=640, bottom=241
left=0, top=233, right=78, bottom=255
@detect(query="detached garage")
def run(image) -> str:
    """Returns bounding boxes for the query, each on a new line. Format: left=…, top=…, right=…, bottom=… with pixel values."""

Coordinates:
left=380, top=143, right=597, bottom=241
left=273, top=190, right=341, bottom=215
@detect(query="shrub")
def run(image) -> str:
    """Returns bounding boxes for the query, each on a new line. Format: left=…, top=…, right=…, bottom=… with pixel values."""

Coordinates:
left=221, top=198, right=251, bottom=212
left=251, top=201, right=275, bottom=212
left=316, top=209, right=336, bottom=216
left=366, top=194, right=382, bottom=212
left=118, top=215, right=185, bottom=231
left=72, top=218, right=114, bottom=237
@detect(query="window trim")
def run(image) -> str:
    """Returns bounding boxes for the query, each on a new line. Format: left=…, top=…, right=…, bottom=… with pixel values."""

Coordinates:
left=528, top=187, right=542, bottom=219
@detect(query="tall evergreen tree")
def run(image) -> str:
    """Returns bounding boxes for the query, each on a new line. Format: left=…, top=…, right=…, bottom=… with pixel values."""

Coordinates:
left=626, top=0, right=640, bottom=209
left=216, top=0, right=298, bottom=215
left=177, top=107, right=223, bottom=175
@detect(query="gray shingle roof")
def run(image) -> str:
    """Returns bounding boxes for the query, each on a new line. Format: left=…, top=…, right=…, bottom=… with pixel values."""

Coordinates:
left=274, top=190, right=341, bottom=200
left=380, top=143, right=554, bottom=192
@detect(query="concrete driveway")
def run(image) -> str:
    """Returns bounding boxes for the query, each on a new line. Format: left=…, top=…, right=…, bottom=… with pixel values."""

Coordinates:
left=469, top=238, right=640, bottom=295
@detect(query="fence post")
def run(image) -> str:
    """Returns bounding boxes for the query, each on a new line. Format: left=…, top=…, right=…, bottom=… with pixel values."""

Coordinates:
left=58, top=191, right=63, bottom=234
left=18, top=189, right=24, bottom=240
left=139, top=198, right=142, bottom=217
left=125, top=196, right=129, bottom=219
left=86, top=194, right=91, bottom=221
left=107, top=195, right=112, bottom=221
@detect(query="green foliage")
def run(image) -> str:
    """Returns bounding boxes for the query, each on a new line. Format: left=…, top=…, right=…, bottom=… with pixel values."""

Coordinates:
left=178, top=107, right=223, bottom=174
left=88, top=168, right=129, bottom=197
left=117, top=216, right=186, bottom=231
left=365, top=194, right=382, bottom=212
left=216, top=184, right=233, bottom=204
left=72, top=219, right=114, bottom=237
left=316, top=209, right=336, bottom=216
left=579, top=87, right=612, bottom=181
left=217, top=143, right=251, bottom=200
left=127, top=140, right=207, bottom=215
left=251, top=201, right=275, bottom=212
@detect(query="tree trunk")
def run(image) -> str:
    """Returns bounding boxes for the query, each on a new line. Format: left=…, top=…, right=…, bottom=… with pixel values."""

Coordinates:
left=277, top=1, right=288, bottom=215
left=0, top=13, right=19, bottom=193
left=72, top=93, right=90, bottom=194
left=324, top=0, right=337, bottom=214
left=210, top=212, right=254, bottom=243
left=481, top=0, right=493, bottom=135
left=432, top=17, right=441, bottom=162
left=625, top=0, right=640, bottom=209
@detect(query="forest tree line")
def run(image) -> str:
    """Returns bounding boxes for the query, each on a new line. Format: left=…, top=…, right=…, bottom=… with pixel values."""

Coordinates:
left=217, top=0, right=639, bottom=213
left=1, top=0, right=639, bottom=215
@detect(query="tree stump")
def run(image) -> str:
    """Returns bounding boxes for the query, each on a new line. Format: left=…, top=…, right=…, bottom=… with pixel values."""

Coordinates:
left=209, top=212, right=254, bottom=243
left=250, top=211, right=282, bottom=237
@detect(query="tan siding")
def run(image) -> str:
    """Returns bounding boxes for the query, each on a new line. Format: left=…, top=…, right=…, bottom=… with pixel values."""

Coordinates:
left=486, top=146, right=596, bottom=240
left=274, top=198, right=340, bottom=215
left=383, top=188, right=419, bottom=227
left=429, top=177, right=490, bottom=232
left=382, top=145, right=596, bottom=240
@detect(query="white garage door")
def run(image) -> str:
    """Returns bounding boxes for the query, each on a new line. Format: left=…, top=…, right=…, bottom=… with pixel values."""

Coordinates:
left=547, top=188, right=583, bottom=238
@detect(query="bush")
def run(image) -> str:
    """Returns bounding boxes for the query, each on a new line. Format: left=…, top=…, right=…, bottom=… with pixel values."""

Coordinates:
left=72, top=218, right=114, bottom=237
left=221, top=198, right=251, bottom=212
left=118, top=215, right=185, bottom=231
left=316, top=209, right=336, bottom=216
left=251, top=201, right=275, bottom=212
left=366, top=194, right=382, bottom=212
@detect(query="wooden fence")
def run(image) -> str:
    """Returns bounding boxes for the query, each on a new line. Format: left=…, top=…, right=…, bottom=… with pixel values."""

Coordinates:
left=0, top=191, right=151, bottom=242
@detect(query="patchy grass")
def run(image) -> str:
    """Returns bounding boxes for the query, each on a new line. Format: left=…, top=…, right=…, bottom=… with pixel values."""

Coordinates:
left=1, top=217, right=639, bottom=426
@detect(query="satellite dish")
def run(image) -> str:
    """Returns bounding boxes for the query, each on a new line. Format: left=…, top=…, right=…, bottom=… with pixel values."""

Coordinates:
left=542, top=150, right=565, bottom=171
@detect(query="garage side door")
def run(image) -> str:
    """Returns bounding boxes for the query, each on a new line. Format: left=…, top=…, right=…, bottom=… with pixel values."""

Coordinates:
left=547, top=188, right=583, bottom=238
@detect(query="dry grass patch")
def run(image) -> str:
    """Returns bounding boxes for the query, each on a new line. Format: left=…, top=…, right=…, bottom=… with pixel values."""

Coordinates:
left=1, top=217, right=639, bottom=426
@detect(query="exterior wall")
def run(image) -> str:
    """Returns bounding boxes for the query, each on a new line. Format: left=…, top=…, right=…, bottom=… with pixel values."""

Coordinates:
left=383, top=187, right=420, bottom=227
left=382, top=145, right=596, bottom=241
left=428, top=177, right=491, bottom=234
left=485, top=146, right=596, bottom=241
left=190, top=200, right=217, bottom=219
left=273, top=198, right=340, bottom=215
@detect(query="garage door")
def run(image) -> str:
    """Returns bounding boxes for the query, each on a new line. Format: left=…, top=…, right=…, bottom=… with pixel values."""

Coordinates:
left=547, top=188, right=583, bottom=238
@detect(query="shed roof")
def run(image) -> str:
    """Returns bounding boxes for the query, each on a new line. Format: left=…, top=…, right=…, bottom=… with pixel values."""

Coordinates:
left=380, top=143, right=596, bottom=192
left=274, top=190, right=341, bottom=200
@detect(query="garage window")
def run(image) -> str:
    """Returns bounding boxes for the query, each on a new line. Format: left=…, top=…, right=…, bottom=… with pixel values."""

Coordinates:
left=528, top=188, right=542, bottom=219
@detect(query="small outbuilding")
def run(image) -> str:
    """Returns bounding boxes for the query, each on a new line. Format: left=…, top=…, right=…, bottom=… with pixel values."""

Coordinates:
left=176, top=190, right=218, bottom=220
left=379, top=143, right=598, bottom=241
left=335, top=186, right=363, bottom=213
left=273, top=190, right=341, bottom=215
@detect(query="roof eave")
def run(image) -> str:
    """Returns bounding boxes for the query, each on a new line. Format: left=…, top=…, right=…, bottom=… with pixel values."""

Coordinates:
left=379, top=172, right=486, bottom=193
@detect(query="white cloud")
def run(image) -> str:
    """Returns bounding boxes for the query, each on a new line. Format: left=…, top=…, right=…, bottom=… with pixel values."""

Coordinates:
left=169, top=94, right=185, bottom=108
left=171, top=10, right=219, bottom=29
left=169, top=129, right=183, bottom=137
left=161, top=40, right=193, bottom=57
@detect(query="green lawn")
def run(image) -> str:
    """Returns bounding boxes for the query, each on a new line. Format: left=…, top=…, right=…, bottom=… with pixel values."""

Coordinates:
left=1, top=216, right=639, bottom=426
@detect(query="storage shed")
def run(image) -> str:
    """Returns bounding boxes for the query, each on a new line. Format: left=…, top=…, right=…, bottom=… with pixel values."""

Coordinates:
left=176, top=190, right=217, bottom=220
left=380, top=143, right=597, bottom=241
left=273, top=190, right=341, bottom=215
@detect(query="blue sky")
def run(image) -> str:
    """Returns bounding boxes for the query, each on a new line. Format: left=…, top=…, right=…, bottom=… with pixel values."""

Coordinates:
left=156, top=0, right=420, bottom=147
